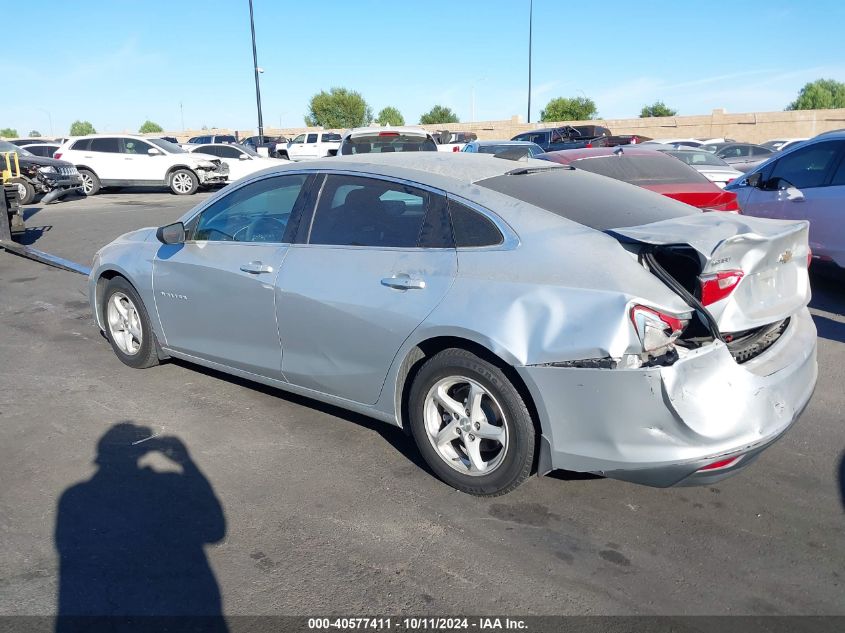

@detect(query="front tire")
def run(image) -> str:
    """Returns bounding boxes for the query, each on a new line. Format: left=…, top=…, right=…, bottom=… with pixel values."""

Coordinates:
left=9, top=178, right=35, bottom=205
left=408, top=348, right=535, bottom=496
left=169, top=169, right=199, bottom=195
left=78, top=169, right=101, bottom=196
left=102, top=276, right=159, bottom=369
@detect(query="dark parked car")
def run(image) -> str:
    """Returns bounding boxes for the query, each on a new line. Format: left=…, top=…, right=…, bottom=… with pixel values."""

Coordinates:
left=538, top=147, right=739, bottom=211
left=701, top=142, right=775, bottom=173
left=241, top=135, right=288, bottom=158
left=0, top=139, right=82, bottom=204
left=512, top=125, right=612, bottom=151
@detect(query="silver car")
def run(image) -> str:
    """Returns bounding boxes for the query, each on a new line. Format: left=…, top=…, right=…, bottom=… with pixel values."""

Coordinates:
left=89, top=153, right=817, bottom=496
left=728, top=131, right=845, bottom=268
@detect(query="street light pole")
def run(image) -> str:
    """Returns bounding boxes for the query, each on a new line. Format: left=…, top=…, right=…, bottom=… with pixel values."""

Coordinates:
left=248, top=0, right=265, bottom=143
left=527, top=0, right=533, bottom=123
left=36, top=108, right=53, bottom=136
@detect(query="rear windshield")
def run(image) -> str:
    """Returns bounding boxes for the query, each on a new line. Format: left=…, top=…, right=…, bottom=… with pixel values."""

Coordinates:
left=476, top=169, right=699, bottom=231
left=341, top=134, right=437, bottom=154
left=568, top=155, right=710, bottom=185
left=664, top=150, right=729, bottom=167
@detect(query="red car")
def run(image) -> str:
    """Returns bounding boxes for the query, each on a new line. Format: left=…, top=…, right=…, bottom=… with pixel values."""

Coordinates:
left=537, top=147, right=740, bottom=212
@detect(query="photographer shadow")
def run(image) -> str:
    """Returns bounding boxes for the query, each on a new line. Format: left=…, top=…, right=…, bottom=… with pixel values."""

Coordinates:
left=55, top=422, right=228, bottom=632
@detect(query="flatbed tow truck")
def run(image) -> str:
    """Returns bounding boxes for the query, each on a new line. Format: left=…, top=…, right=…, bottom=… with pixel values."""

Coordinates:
left=1, top=150, right=90, bottom=274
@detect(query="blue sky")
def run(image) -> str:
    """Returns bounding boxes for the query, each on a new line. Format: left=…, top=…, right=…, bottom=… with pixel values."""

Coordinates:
left=4, top=0, right=845, bottom=135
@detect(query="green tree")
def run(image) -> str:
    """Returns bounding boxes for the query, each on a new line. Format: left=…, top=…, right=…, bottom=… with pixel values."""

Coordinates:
left=138, top=120, right=163, bottom=133
left=0, top=127, right=18, bottom=137
left=540, top=96, right=598, bottom=122
left=786, top=78, right=845, bottom=110
left=305, top=87, right=372, bottom=128
left=375, top=106, right=405, bottom=126
left=419, top=105, right=459, bottom=124
left=70, top=120, right=96, bottom=136
left=29, top=130, right=41, bottom=137
left=640, top=101, right=677, bottom=117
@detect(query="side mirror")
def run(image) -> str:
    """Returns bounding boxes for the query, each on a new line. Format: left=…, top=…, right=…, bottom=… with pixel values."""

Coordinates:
left=746, top=172, right=762, bottom=188
left=239, top=154, right=250, bottom=160
left=156, top=221, right=185, bottom=245
left=148, top=148, right=162, bottom=156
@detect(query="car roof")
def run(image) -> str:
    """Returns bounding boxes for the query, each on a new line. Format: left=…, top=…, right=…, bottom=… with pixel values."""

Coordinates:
left=288, top=152, right=562, bottom=185
left=473, top=140, right=540, bottom=147
left=345, top=126, right=430, bottom=138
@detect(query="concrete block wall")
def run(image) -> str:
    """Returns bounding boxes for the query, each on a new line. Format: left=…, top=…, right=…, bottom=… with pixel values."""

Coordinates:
left=157, top=108, right=845, bottom=144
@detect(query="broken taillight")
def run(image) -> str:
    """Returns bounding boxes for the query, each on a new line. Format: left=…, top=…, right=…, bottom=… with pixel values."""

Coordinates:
left=697, top=455, right=743, bottom=471
left=630, top=305, right=689, bottom=353
left=699, top=270, right=744, bottom=306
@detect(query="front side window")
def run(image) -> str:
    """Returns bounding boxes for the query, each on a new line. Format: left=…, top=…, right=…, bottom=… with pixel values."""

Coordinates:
left=193, top=174, right=307, bottom=243
left=216, top=145, right=243, bottom=159
left=90, top=138, right=120, bottom=153
left=122, top=139, right=153, bottom=154
left=767, top=141, right=842, bottom=190
left=291, top=134, right=305, bottom=144
left=751, top=146, right=773, bottom=156
left=309, top=175, right=433, bottom=247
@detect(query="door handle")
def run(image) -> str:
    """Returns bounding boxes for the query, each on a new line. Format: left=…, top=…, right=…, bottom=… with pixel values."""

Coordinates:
left=381, top=276, right=426, bottom=290
left=240, top=261, right=274, bottom=274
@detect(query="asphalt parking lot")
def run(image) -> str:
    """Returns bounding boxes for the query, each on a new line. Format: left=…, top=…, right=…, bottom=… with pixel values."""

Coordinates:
left=1, top=190, right=844, bottom=617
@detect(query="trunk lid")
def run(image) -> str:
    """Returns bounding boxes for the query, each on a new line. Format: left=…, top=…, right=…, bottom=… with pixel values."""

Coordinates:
left=642, top=183, right=739, bottom=211
left=610, top=213, right=811, bottom=332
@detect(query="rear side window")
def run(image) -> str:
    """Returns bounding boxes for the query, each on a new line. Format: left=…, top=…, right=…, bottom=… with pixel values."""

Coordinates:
left=90, top=138, right=120, bottom=153
left=449, top=200, right=503, bottom=247
left=218, top=135, right=237, bottom=143
left=309, top=175, right=432, bottom=247
left=71, top=139, right=91, bottom=151
left=768, top=141, right=842, bottom=190
left=196, top=145, right=220, bottom=157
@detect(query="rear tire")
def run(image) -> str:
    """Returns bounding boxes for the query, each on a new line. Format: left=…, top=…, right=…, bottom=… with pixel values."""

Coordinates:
left=102, top=276, right=159, bottom=369
left=79, top=169, right=101, bottom=196
left=408, top=348, right=535, bottom=496
left=169, top=169, right=199, bottom=195
left=9, top=178, right=35, bottom=205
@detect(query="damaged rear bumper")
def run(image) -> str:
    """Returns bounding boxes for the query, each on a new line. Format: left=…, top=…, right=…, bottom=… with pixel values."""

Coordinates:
left=516, top=307, right=817, bottom=487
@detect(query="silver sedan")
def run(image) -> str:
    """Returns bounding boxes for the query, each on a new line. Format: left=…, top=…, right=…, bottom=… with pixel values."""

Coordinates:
left=89, top=153, right=817, bottom=495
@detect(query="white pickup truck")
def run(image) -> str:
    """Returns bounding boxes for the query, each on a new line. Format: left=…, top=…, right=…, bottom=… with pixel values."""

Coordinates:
left=431, top=130, right=478, bottom=153
left=279, top=132, right=342, bottom=161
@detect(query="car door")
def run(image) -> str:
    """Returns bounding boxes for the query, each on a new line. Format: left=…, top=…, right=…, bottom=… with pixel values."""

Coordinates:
left=299, top=133, right=320, bottom=160
left=86, top=137, right=122, bottom=181
left=287, top=134, right=306, bottom=160
left=120, top=138, right=161, bottom=182
left=153, top=173, right=313, bottom=377
left=276, top=173, right=457, bottom=404
left=741, top=140, right=844, bottom=261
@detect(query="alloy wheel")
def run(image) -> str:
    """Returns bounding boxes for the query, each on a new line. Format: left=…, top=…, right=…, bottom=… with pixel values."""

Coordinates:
left=172, top=172, right=193, bottom=193
left=423, top=376, right=509, bottom=476
left=107, top=292, right=143, bottom=356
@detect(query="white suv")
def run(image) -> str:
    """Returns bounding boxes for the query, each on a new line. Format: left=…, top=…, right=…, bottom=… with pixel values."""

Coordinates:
left=55, top=135, right=229, bottom=195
